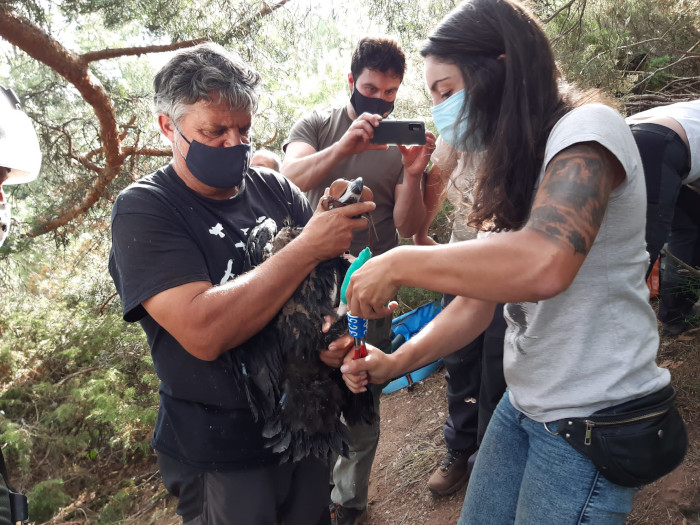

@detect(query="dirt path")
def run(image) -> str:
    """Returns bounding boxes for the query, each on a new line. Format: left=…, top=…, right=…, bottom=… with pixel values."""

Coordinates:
left=365, top=368, right=466, bottom=524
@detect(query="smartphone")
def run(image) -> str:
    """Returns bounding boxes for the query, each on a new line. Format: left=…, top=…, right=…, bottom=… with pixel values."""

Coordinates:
left=370, top=120, right=426, bottom=145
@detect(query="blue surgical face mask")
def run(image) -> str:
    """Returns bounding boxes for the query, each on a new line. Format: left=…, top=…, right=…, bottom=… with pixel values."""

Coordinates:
left=431, top=89, right=482, bottom=153
left=350, top=87, right=395, bottom=119
left=175, top=126, right=251, bottom=189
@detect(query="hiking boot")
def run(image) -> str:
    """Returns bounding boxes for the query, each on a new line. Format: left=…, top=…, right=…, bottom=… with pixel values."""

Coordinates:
left=428, top=448, right=473, bottom=496
left=660, top=320, right=689, bottom=337
left=329, top=503, right=366, bottom=525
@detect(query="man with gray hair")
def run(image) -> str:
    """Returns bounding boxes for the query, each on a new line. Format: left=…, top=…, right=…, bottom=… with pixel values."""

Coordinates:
left=109, top=42, right=374, bottom=524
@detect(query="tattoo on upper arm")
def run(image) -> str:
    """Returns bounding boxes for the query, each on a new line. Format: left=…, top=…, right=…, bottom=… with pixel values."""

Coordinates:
left=525, top=144, right=613, bottom=256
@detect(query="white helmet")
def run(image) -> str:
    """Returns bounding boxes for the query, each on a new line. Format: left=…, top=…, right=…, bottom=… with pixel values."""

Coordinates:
left=0, top=85, right=42, bottom=185
left=0, top=85, right=42, bottom=247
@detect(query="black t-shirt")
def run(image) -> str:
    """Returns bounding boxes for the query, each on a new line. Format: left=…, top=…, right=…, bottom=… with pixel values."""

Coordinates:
left=109, top=164, right=313, bottom=470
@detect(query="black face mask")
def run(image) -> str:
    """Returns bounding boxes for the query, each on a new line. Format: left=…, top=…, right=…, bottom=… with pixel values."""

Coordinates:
left=176, top=127, right=251, bottom=189
left=349, top=88, right=395, bottom=119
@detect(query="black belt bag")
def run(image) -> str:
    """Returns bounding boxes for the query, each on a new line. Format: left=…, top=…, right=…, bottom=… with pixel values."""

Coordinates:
left=552, top=385, right=687, bottom=487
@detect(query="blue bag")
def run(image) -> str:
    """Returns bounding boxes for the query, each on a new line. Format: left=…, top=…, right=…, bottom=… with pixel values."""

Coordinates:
left=383, top=301, right=443, bottom=394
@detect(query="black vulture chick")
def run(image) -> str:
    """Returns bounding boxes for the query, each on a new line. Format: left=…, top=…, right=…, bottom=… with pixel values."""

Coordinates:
left=233, top=218, right=377, bottom=463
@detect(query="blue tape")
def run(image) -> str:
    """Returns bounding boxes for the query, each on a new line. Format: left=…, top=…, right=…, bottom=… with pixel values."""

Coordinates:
left=347, top=313, right=368, bottom=338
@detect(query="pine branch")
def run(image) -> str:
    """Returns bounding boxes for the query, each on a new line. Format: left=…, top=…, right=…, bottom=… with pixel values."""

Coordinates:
left=662, top=248, right=700, bottom=278
left=0, top=0, right=291, bottom=237
left=80, top=1, right=293, bottom=62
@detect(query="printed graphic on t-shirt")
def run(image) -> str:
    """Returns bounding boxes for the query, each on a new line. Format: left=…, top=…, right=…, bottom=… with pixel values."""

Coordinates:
left=209, top=223, right=225, bottom=238
left=504, top=301, right=538, bottom=355
left=215, top=215, right=272, bottom=286
left=220, top=259, right=235, bottom=285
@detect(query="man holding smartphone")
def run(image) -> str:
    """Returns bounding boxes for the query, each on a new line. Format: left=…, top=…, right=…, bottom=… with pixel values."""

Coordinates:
left=282, top=36, right=435, bottom=525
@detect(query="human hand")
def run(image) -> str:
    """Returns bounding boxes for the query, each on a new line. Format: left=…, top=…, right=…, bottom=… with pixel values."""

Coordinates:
left=345, top=251, right=400, bottom=319
left=397, top=131, right=436, bottom=179
left=319, top=317, right=354, bottom=368
left=340, top=345, right=395, bottom=393
left=299, top=193, right=375, bottom=261
left=335, top=113, right=390, bottom=158
left=413, top=232, right=438, bottom=246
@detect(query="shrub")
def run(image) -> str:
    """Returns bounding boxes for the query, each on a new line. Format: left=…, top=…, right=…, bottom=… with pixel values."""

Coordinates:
left=27, top=479, right=70, bottom=523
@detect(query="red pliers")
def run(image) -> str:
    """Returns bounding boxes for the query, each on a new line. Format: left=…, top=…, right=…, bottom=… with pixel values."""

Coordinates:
left=353, top=336, right=368, bottom=360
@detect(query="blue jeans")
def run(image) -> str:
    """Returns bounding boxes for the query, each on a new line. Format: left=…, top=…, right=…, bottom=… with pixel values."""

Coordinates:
left=458, top=393, right=637, bottom=525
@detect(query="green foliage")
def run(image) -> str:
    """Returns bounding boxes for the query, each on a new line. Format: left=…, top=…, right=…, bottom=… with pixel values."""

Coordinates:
left=395, top=287, right=442, bottom=317
left=0, top=420, right=32, bottom=473
left=26, top=479, right=70, bottom=523
left=0, top=235, right=157, bottom=486
left=537, top=0, right=700, bottom=96
left=95, top=483, right=136, bottom=524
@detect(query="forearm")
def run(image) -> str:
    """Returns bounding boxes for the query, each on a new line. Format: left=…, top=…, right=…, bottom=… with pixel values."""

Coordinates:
left=388, top=297, right=495, bottom=377
left=393, top=173, right=426, bottom=238
left=205, top=239, right=321, bottom=352
left=151, top=237, right=321, bottom=360
left=386, top=231, right=576, bottom=303
left=282, top=143, right=347, bottom=192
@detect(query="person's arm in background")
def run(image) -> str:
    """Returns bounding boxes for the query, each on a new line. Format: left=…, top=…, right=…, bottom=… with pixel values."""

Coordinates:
left=391, top=132, right=436, bottom=238
left=282, top=113, right=389, bottom=191
left=140, top=199, right=375, bottom=361
left=413, top=164, right=448, bottom=246
left=413, top=137, right=456, bottom=245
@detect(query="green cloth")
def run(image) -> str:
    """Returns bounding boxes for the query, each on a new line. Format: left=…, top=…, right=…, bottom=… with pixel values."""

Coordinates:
left=340, top=247, right=372, bottom=305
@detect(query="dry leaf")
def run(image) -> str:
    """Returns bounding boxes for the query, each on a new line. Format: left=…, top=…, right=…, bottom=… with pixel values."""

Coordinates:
left=658, top=360, right=683, bottom=369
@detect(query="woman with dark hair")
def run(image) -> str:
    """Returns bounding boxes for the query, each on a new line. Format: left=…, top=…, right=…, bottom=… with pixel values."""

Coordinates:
left=341, top=1, right=685, bottom=523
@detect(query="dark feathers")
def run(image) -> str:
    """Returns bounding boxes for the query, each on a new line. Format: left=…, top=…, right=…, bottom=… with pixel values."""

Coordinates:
left=234, top=219, right=376, bottom=463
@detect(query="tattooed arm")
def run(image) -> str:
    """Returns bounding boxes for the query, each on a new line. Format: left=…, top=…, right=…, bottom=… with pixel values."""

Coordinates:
left=344, top=141, right=626, bottom=318
left=526, top=142, right=625, bottom=256
left=511, top=141, right=625, bottom=295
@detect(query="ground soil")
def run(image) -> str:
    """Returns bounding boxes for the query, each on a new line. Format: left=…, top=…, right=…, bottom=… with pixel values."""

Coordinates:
left=44, top=324, right=700, bottom=525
